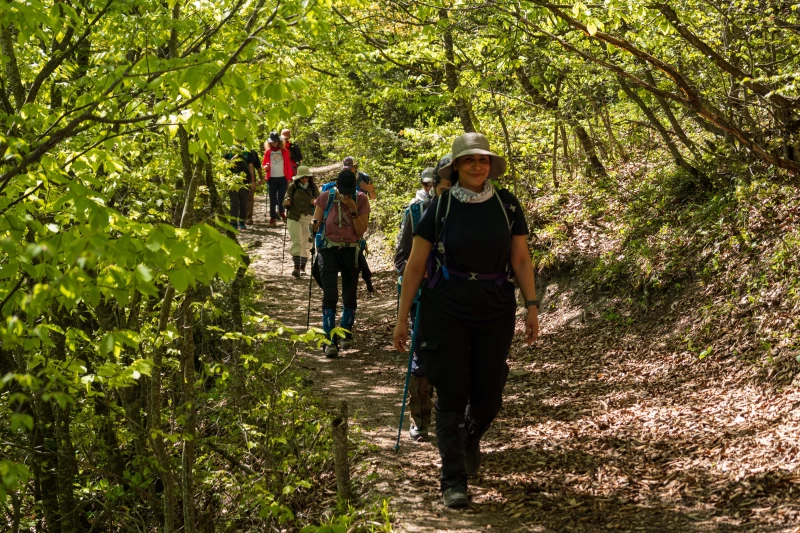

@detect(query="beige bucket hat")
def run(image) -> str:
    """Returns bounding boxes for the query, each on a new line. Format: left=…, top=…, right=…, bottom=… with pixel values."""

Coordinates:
left=437, top=132, right=506, bottom=180
left=293, top=165, right=313, bottom=180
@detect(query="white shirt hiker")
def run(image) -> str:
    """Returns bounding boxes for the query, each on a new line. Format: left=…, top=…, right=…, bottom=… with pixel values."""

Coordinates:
left=270, top=150, right=285, bottom=178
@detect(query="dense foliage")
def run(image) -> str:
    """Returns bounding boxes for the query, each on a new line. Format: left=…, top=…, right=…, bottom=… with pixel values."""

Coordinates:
left=2, top=0, right=799, bottom=531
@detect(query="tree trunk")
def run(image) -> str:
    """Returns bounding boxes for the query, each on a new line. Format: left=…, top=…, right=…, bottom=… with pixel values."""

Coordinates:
left=32, top=396, right=61, bottom=533
left=440, top=9, right=475, bottom=133
left=492, top=91, right=517, bottom=194
left=149, top=285, right=177, bottom=533
left=566, top=117, right=608, bottom=178
left=552, top=124, right=559, bottom=188
left=180, top=293, right=197, bottom=533
left=618, top=78, right=708, bottom=188
left=331, top=401, right=351, bottom=501
left=642, top=69, right=697, bottom=154
left=0, top=23, right=26, bottom=111
left=55, top=403, right=78, bottom=533
left=559, top=123, right=572, bottom=177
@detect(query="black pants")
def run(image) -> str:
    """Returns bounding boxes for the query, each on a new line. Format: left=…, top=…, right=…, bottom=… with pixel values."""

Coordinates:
left=268, top=178, right=288, bottom=220
left=358, top=249, right=373, bottom=291
left=418, top=302, right=514, bottom=491
left=229, top=187, right=249, bottom=225
left=319, top=247, right=359, bottom=310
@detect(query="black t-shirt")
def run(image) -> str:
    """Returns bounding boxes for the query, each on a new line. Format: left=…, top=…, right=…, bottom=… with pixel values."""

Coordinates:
left=225, top=149, right=261, bottom=184
left=414, top=189, right=529, bottom=319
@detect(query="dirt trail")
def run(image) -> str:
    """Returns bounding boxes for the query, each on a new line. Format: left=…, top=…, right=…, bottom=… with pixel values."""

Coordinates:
left=238, top=186, right=800, bottom=532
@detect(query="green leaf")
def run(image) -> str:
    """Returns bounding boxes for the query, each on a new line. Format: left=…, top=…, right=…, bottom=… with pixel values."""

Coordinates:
left=101, top=333, right=115, bottom=355
left=135, top=264, right=153, bottom=283
left=204, top=243, right=223, bottom=277
left=10, top=413, right=34, bottom=432
left=169, top=270, right=190, bottom=293
left=146, top=231, right=164, bottom=252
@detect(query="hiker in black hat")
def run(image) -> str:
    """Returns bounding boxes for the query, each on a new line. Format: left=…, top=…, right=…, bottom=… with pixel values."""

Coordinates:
left=394, top=160, right=452, bottom=440
left=263, top=131, right=294, bottom=226
left=312, top=169, right=371, bottom=358
left=393, top=132, right=539, bottom=509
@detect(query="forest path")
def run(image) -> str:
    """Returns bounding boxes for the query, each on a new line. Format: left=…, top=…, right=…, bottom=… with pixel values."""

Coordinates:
left=238, top=186, right=800, bottom=532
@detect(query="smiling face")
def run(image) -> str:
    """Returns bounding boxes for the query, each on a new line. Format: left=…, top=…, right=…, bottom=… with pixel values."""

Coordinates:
left=453, top=154, right=491, bottom=192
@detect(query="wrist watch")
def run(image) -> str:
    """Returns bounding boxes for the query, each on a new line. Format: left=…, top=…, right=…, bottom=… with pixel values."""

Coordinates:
left=351, top=211, right=358, bottom=217
left=525, top=299, right=539, bottom=308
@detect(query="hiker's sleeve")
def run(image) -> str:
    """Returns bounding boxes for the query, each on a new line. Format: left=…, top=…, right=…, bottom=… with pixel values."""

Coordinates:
left=509, top=194, right=529, bottom=235
left=413, top=197, right=437, bottom=243
left=357, top=193, right=370, bottom=215
left=394, top=211, right=412, bottom=274
left=251, top=150, right=262, bottom=169
left=294, top=144, right=303, bottom=163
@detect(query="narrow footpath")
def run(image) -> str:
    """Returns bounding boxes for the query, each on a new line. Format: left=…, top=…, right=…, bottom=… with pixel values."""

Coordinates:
left=238, top=183, right=800, bottom=533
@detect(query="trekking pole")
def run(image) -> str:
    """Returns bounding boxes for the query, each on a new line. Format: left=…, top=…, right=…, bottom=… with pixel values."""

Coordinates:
left=306, top=244, right=315, bottom=330
left=280, top=221, right=288, bottom=275
left=394, top=295, right=421, bottom=452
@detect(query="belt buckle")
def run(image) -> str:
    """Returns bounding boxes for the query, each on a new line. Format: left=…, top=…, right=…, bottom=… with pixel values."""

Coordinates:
left=468, top=272, right=478, bottom=281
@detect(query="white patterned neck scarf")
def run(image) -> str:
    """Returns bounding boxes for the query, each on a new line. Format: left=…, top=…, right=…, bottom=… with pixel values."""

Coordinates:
left=450, top=180, right=494, bottom=204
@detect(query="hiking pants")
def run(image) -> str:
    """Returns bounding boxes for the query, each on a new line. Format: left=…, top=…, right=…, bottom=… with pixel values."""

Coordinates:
left=268, top=178, right=288, bottom=220
left=288, top=216, right=312, bottom=258
left=359, top=249, right=373, bottom=291
left=418, top=304, right=514, bottom=491
left=246, top=181, right=257, bottom=221
left=409, top=375, right=434, bottom=429
left=228, top=187, right=249, bottom=225
left=319, top=246, right=359, bottom=311
left=408, top=300, right=433, bottom=429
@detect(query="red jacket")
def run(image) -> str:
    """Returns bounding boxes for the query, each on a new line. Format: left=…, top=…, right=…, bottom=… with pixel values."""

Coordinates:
left=262, top=147, right=294, bottom=181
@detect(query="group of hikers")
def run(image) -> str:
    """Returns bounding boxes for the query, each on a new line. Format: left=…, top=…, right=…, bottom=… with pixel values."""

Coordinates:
left=227, top=131, right=540, bottom=510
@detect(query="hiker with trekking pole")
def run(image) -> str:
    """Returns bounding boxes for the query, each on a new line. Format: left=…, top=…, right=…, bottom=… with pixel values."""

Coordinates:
left=393, top=132, right=539, bottom=509
left=284, top=165, right=319, bottom=277
left=393, top=160, right=452, bottom=442
left=312, top=170, right=371, bottom=358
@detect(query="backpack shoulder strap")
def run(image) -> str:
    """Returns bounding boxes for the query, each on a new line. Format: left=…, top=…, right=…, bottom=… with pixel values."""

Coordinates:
left=323, top=187, right=337, bottom=220
left=434, top=190, right=452, bottom=246
left=495, top=188, right=516, bottom=232
left=409, top=201, right=423, bottom=233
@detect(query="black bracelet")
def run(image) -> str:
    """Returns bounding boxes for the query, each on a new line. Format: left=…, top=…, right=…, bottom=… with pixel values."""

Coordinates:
left=351, top=212, right=358, bottom=217
left=525, top=299, right=539, bottom=308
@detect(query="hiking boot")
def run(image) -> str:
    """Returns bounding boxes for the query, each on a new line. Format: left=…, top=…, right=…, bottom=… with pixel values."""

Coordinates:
left=324, top=344, right=339, bottom=358
left=246, top=218, right=254, bottom=225
left=280, top=212, right=287, bottom=222
left=442, top=486, right=469, bottom=508
left=268, top=218, right=277, bottom=227
left=409, top=422, right=428, bottom=441
left=465, top=442, right=481, bottom=477
left=238, top=222, right=246, bottom=230
left=291, top=269, right=300, bottom=278
left=341, top=337, right=354, bottom=350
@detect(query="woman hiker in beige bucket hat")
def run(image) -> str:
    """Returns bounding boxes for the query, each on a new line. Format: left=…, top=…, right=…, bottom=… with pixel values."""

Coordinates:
left=393, top=132, right=540, bottom=508
left=284, top=165, right=319, bottom=276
